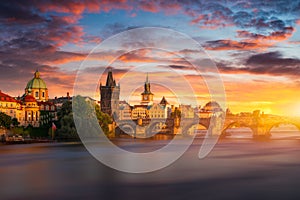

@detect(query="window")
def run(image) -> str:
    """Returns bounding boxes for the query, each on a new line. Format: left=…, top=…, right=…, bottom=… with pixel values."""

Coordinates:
left=35, top=91, right=39, bottom=98
left=42, top=92, right=45, bottom=97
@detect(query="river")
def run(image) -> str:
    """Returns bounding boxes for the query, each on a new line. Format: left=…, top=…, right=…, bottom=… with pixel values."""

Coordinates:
left=1, top=128, right=300, bottom=200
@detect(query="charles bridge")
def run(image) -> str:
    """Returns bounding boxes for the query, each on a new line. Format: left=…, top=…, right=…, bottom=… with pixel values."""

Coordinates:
left=115, top=110, right=300, bottom=138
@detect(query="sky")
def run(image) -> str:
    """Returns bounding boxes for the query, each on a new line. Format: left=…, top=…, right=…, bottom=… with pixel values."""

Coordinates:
left=1, top=0, right=300, bottom=116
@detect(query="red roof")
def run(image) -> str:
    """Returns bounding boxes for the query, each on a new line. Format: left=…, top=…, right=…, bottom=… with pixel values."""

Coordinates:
left=0, top=90, right=17, bottom=102
left=24, top=95, right=37, bottom=102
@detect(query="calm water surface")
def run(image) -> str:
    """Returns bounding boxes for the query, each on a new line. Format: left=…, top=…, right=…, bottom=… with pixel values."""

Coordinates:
left=1, top=129, right=300, bottom=200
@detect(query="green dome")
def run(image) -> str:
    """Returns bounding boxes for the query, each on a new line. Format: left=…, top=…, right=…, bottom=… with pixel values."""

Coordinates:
left=26, top=70, right=47, bottom=89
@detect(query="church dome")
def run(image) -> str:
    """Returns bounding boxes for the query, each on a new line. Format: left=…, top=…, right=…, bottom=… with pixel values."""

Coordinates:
left=203, top=101, right=222, bottom=112
left=26, top=70, right=47, bottom=89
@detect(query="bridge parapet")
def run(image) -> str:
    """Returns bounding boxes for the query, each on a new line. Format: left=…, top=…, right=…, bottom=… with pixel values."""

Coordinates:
left=115, top=114, right=300, bottom=138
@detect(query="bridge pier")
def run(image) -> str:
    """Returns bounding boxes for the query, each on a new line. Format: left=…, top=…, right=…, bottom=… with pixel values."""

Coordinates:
left=252, top=126, right=271, bottom=139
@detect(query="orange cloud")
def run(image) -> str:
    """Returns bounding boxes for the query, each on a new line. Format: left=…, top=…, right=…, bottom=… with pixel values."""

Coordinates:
left=37, top=0, right=131, bottom=15
left=206, top=28, right=295, bottom=51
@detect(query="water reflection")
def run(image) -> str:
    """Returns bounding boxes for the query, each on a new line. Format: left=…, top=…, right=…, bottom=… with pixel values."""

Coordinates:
left=1, top=132, right=300, bottom=199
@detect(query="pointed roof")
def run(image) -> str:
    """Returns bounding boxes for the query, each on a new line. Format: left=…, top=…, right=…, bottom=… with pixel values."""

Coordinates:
left=160, top=96, right=169, bottom=105
left=141, top=73, right=153, bottom=95
left=146, top=72, right=149, bottom=83
left=105, top=68, right=117, bottom=87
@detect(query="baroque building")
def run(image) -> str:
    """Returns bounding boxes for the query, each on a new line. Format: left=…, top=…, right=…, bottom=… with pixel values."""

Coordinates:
left=0, top=70, right=56, bottom=128
left=0, top=90, right=23, bottom=122
left=100, top=69, right=120, bottom=117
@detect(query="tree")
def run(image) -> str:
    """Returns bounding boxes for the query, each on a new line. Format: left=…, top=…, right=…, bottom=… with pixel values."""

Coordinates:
left=56, top=95, right=113, bottom=139
left=12, top=118, right=19, bottom=127
left=56, top=100, right=77, bottom=140
left=0, top=112, right=12, bottom=129
left=95, top=104, right=112, bottom=135
left=72, top=95, right=113, bottom=137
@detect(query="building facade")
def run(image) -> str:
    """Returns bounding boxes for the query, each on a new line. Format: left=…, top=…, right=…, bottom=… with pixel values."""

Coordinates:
left=100, top=69, right=120, bottom=117
left=0, top=70, right=56, bottom=128
left=118, top=101, right=132, bottom=120
left=0, top=90, right=23, bottom=122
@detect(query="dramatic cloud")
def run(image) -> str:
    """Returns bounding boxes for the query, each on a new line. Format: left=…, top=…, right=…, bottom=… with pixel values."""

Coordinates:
left=1, top=0, right=300, bottom=115
left=204, top=40, right=264, bottom=51
left=246, top=51, right=300, bottom=68
left=215, top=51, right=300, bottom=77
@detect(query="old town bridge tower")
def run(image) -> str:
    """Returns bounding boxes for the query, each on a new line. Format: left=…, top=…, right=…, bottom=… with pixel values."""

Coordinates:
left=100, top=69, right=120, bottom=117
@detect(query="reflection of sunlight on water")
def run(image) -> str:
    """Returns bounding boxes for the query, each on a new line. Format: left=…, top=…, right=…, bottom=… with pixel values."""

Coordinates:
left=224, top=128, right=253, bottom=139
left=270, top=125, right=300, bottom=139
left=223, top=125, right=300, bottom=139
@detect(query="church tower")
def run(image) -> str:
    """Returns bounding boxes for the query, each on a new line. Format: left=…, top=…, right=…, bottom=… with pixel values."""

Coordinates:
left=100, top=69, right=120, bottom=117
left=141, top=73, right=154, bottom=105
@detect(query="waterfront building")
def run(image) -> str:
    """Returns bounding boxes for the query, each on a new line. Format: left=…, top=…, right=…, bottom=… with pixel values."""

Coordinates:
left=39, top=101, right=57, bottom=127
left=0, top=90, right=23, bottom=122
left=21, top=94, right=40, bottom=127
left=52, top=92, right=72, bottom=108
left=179, top=104, right=195, bottom=118
left=131, top=105, right=149, bottom=119
left=100, top=68, right=120, bottom=117
left=118, top=101, right=132, bottom=120
left=148, top=97, right=170, bottom=119
left=0, top=70, right=56, bottom=127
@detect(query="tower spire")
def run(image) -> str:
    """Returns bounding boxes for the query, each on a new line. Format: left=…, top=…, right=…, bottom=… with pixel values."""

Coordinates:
left=106, top=68, right=115, bottom=86
left=146, top=73, right=149, bottom=83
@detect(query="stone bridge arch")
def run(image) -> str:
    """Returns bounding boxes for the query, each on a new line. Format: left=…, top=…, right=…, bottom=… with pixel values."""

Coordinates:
left=265, top=121, right=300, bottom=136
left=115, top=121, right=136, bottom=136
left=221, top=121, right=256, bottom=137
left=145, top=119, right=167, bottom=137
left=181, top=118, right=210, bottom=136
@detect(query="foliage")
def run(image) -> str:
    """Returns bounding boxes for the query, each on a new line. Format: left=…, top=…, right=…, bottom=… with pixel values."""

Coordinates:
left=11, top=127, right=25, bottom=136
left=56, top=95, right=113, bottom=140
left=10, top=125, right=49, bottom=138
left=12, top=118, right=19, bottom=127
left=29, top=127, right=49, bottom=138
left=0, top=112, right=12, bottom=129
left=95, top=104, right=112, bottom=135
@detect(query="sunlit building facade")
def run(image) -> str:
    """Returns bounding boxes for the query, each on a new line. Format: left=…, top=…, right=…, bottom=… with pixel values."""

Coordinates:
left=0, top=70, right=56, bottom=127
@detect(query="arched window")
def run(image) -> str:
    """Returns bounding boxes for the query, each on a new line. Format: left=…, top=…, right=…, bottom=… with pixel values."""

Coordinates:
left=35, top=91, right=39, bottom=98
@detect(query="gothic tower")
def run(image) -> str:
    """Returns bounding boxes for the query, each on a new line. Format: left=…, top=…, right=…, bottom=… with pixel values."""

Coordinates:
left=100, top=69, right=120, bottom=118
left=141, top=73, right=154, bottom=105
